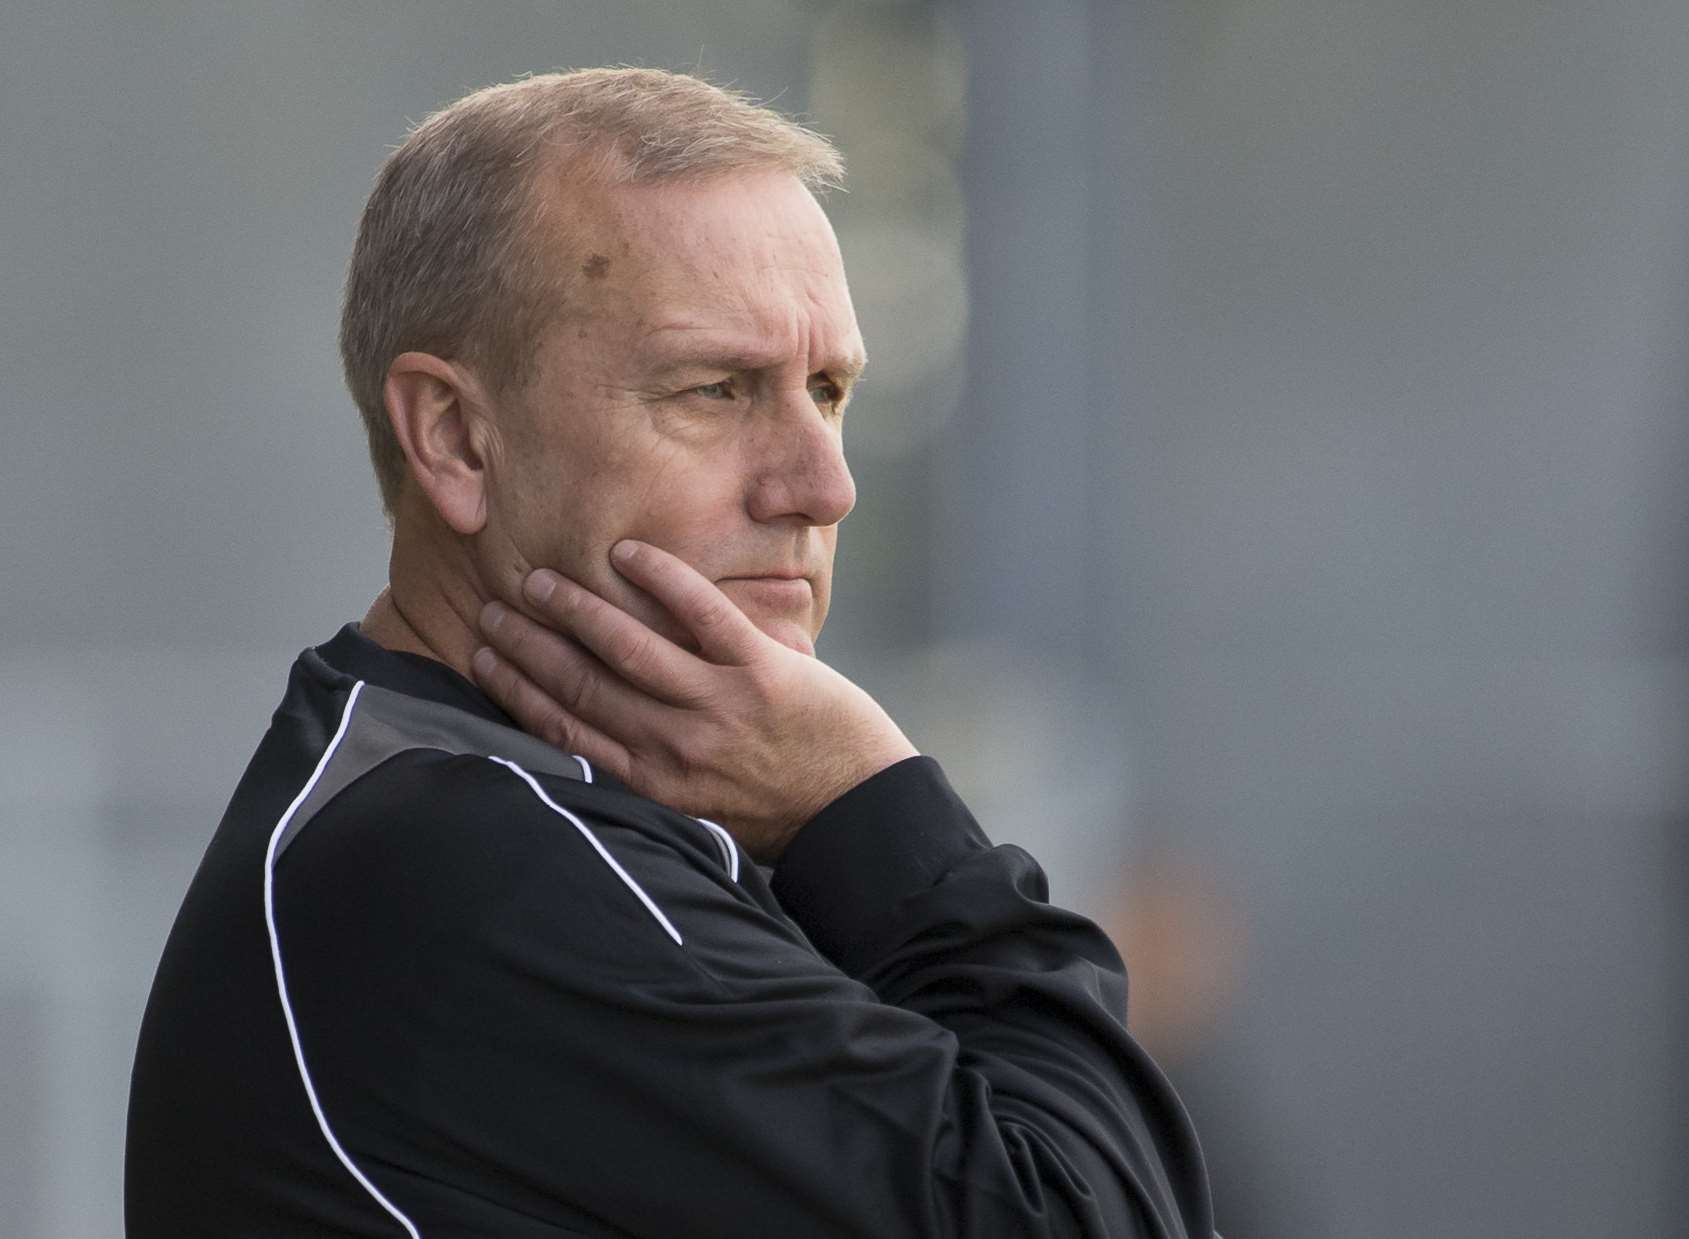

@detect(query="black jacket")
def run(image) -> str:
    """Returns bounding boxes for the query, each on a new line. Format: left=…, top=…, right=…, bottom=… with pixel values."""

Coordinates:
left=126, top=625, right=1213, bottom=1237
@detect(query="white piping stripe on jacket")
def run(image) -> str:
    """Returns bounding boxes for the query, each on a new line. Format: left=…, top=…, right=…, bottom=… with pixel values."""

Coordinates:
left=488, top=756, right=683, bottom=946
left=572, top=754, right=593, bottom=784
left=694, top=818, right=739, bottom=882
left=263, top=680, right=422, bottom=1239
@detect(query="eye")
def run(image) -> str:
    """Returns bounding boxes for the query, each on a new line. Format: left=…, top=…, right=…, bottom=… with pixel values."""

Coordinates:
left=809, top=379, right=844, bottom=408
left=692, top=379, right=737, bottom=401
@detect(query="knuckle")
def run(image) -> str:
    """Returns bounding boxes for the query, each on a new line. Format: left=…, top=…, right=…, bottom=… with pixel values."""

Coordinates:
left=562, top=664, right=598, bottom=715
left=741, top=660, right=779, bottom=704
left=485, top=666, right=515, bottom=705
left=607, top=629, right=649, bottom=675
left=538, top=708, right=576, bottom=751
left=676, top=677, right=713, bottom=710
left=657, top=729, right=694, bottom=775
left=689, top=595, right=729, bottom=632
left=489, top=663, right=525, bottom=707
left=496, top=616, right=534, bottom=660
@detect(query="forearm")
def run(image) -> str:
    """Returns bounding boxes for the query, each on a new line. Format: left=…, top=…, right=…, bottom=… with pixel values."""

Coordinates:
left=772, top=757, right=1214, bottom=1238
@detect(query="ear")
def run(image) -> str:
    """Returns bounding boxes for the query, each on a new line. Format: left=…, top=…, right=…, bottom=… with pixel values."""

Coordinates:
left=383, top=352, right=493, bottom=535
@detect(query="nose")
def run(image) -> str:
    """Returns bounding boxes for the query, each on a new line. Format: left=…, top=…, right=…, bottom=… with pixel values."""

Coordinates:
left=747, top=398, right=856, bottom=528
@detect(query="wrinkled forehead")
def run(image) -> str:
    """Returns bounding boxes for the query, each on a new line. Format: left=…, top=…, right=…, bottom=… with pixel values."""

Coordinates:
left=551, top=170, right=862, bottom=358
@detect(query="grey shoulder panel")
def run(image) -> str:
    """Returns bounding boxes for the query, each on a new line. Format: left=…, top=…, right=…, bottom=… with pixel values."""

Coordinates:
left=277, top=682, right=587, bottom=858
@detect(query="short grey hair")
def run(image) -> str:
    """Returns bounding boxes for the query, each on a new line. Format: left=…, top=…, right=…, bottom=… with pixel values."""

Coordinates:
left=339, top=68, right=846, bottom=515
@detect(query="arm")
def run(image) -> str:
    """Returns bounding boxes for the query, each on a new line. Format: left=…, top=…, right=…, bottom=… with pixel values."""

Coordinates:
left=768, top=755, right=1213, bottom=1237
left=464, top=540, right=1215, bottom=1236
left=281, top=750, right=1212, bottom=1237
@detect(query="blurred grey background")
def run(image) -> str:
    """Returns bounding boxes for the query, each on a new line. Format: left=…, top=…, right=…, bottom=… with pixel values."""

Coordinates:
left=3, top=1, right=1685, bottom=1235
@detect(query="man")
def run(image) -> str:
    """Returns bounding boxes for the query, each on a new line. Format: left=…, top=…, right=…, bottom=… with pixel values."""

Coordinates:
left=126, top=69, right=1214, bottom=1237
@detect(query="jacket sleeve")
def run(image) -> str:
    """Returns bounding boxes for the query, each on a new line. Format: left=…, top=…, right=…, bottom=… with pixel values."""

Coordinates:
left=277, top=752, right=1214, bottom=1238
left=769, top=756, right=1212, bottom=1237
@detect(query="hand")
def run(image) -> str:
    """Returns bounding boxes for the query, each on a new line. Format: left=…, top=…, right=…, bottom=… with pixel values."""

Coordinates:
left=470, top=540, right=918, bottom=862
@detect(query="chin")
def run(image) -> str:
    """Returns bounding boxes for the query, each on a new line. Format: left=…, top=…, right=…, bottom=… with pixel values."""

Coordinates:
left=756, top=617, right=818, bottom=657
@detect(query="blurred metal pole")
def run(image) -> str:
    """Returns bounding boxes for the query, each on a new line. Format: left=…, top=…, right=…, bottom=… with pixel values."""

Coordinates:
left=938, top=0, right=1103, bottom=659
left=937, top=0, right=1175, bottom=673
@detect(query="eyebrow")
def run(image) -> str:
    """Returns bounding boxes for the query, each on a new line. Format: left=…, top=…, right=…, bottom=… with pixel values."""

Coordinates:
left=644, top=329, right=868, bottom=386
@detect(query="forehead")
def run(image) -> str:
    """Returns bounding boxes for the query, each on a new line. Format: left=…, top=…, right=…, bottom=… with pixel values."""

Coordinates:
left=553, top=170, right=862, bottom=361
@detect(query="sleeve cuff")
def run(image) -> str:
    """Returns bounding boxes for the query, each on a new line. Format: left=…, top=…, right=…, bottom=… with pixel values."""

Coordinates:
left=770, top=756, right=990, bottom=975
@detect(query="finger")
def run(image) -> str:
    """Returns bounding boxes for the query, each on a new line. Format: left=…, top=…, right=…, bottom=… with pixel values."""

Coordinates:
left=609, top=540, right=766, bottom=667
left=521, top=570, right=705, bottom=706
left=470, top=644, right=632, bottom=778
left=479, top=601, right=656, bottom=733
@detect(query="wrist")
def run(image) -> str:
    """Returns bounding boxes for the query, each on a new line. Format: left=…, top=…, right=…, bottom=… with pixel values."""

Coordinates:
left=771, top=756, right=989, bottom=972
left=808, top=728, right=918, bottom=821
left=757, top=732, right=918, bottom=862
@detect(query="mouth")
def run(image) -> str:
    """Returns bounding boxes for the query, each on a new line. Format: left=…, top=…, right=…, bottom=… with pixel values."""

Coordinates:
left=719, top=568, right=810, bottom=581
left=717, top=575, right=814, bottom=610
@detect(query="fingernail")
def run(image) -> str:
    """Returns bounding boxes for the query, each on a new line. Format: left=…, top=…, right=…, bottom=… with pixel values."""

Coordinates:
left=525, top=570, right=558, bottom=603
left=612, top=540, right=638, bottom=565
left=471, top=647, right=496, bottom=678
left=481, top=600, right=506, bottom=632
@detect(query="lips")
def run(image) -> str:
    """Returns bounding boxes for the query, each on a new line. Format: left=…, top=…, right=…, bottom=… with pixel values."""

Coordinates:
left=717, top=575, right=813, bottom=610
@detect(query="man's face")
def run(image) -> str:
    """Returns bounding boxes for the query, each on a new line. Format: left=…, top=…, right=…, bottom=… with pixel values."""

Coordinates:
left=484, top=169, right=864, bottom=657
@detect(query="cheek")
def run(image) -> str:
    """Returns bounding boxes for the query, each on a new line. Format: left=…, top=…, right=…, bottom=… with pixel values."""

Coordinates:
left=484, top=449, right=611, bottom=593
left=619, top=453, right=750, bottom=551
left=494, top=412, right=642, bottom=557
left=813, top=527, right=838, bottom=601
left=492, top=422, right=756, bottom=619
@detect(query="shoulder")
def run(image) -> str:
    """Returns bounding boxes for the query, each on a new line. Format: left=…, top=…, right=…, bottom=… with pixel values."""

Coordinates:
left=281, top=745, right=740, bottom=957
left=269, top=675, right=738, bottom=904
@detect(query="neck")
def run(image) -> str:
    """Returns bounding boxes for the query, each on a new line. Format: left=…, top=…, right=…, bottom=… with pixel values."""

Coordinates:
left=361, top=515, right=500, bottom=682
